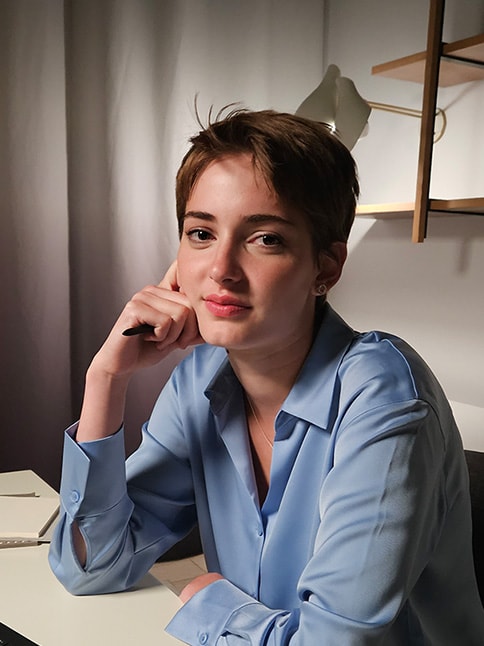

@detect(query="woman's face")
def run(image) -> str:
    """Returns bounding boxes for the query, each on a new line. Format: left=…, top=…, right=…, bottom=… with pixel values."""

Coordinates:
left=176, top=153, right=326, bottom=357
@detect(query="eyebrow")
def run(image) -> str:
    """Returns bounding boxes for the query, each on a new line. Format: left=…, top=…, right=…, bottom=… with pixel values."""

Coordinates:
left=183, top=211, right=296, bottom=227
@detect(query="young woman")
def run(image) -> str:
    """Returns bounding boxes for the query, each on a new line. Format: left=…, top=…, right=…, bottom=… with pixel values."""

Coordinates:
left=50, top=110, right=484, bottom=644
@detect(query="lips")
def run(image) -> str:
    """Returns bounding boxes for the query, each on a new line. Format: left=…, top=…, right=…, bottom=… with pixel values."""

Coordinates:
left=204, top=294, right=251, bottom=318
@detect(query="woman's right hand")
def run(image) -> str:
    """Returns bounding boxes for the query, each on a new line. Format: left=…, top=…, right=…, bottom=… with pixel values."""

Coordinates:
left=89, top=260, right=203, bottom=380
left=76, top=261, right=203, bottom=442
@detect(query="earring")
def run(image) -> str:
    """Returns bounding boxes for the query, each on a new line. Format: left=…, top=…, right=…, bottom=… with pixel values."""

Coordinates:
left=315, top=283, right=327, bottom=297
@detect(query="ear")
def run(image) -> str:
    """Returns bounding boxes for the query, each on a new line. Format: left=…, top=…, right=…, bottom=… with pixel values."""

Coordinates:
left=312, top=242, right=347, bottom=295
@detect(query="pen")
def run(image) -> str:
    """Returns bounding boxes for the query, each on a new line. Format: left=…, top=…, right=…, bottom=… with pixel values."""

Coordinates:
left=122, top=323, right=155, bottom=336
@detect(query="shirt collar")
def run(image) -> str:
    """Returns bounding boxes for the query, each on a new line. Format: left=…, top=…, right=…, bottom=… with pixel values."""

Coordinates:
left=204, top=304, right=356, bottom=431
left=204, top=353, right=239, bottom=416
left=281, top=304, right=356, bottom=430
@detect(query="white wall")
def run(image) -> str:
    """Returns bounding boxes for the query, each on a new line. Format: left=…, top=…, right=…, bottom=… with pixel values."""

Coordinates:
left=320, top=0, right=484, bottom=449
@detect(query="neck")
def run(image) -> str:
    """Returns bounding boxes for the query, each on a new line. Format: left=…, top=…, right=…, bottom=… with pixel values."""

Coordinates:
left=228, top=328, right=314, bottom=415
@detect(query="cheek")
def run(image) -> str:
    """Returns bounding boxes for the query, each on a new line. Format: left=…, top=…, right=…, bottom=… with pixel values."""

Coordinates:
left=176, top=259, right=207, bottom=312
left=259, top=265, right=316, bottom=301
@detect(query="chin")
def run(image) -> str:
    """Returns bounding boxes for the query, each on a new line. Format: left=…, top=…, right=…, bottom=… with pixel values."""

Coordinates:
left=199, top=332, right=245, bottom=350
left=197, top=323, right=249, bottom=350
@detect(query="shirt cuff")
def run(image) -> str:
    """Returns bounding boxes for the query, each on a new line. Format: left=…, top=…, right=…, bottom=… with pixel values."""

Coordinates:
left=60, top=423, right=127, bottom=517
left=165, top=579, right=281, bottom=645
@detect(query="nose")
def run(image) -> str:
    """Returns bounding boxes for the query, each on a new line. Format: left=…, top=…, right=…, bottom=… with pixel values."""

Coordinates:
left=209, top=239, right=242, bottom=285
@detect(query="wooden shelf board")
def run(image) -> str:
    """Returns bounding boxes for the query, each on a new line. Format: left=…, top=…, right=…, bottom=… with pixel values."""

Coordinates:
left=372, top=33, right=484, bottom=86
left=444, top=33, right=484, bottom=62
left=357, top=198, right=484, bottom=218
left=356, top=202, right=415, bottom=218
left=429, top=197, right=484, bottom=214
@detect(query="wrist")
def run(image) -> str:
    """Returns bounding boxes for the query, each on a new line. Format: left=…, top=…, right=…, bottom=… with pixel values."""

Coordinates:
left=76, top=366, right=130, bottom=442
left=86, top=359, right=132, bottom=389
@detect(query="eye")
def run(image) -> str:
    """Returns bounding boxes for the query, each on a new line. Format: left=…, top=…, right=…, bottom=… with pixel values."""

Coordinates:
left=252, top=233, right=283, bottom=248
left=186, top=228, right=214, bottom=243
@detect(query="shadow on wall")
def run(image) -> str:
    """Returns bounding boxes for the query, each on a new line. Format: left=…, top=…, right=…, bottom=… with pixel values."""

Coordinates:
left=330, top=214, right=484, bottom=409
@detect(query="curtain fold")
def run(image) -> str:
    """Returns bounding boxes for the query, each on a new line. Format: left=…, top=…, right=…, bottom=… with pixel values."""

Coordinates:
left=0, top=0, right=325, bottom=487
left=0, top=0, right=71, bottom=486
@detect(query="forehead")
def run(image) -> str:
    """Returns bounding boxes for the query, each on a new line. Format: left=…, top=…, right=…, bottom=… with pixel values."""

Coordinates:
left=187, top=154, right=285, bottom=216
left=190, top=153, right=268, bottom=191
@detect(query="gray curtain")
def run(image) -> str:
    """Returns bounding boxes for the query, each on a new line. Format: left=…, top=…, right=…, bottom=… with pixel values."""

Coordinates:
left=0, top=0, right=325, bottom=487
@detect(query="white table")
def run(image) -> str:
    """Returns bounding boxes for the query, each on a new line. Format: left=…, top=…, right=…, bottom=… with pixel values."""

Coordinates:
left=0, top=472, right=182, bottom=645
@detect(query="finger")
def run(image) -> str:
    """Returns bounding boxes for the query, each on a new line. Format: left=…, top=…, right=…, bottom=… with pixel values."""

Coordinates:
left=124, top=295, right=188, bottom=346
left=128, top=283, right=187, bottom=316
left=122, top=275, right=200, bottom=347
left=120, top=294, right=180, bottom=340
left=176, top=309, right=204, bottom=349
left=158, top=260, right=179, bottom=291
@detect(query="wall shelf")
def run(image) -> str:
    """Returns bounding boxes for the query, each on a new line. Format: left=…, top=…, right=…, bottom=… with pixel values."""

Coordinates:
left=356, top=203, right=415, bottom=218
left=372, top=33, right=484, bottom=87
left=429, top=197, right=484, bottom=214
left=357, top=197, right=484, bottom=219
left=362, top=0, right=484, bottom=242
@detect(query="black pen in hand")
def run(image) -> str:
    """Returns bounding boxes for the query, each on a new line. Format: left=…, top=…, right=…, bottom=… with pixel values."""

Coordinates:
left=122, top=324, right=155, bottom=337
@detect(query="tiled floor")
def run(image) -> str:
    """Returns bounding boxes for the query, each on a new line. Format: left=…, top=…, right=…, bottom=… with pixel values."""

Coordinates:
left=150, top=553, right=207, bottom=596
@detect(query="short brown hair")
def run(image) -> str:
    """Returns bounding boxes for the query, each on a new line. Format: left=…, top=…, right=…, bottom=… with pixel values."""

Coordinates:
left=176, top=108, right=359, bottom=254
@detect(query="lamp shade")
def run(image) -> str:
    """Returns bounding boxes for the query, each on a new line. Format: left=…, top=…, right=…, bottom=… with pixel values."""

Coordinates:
left=296, top=64, right=371, bottom=150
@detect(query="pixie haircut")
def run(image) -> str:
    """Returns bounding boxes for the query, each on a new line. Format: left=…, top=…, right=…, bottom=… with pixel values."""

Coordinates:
left=175, top=108, right=360, bottom=255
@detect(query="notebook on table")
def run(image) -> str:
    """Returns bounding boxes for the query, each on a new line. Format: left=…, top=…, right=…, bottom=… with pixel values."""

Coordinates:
left=0, top=470, right=59, bottom=544
left=0, top=495, right=59, bottom=540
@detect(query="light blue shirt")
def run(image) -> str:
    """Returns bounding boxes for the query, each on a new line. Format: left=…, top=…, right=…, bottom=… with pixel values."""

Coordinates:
left=49, top=305, right=484, bottom=644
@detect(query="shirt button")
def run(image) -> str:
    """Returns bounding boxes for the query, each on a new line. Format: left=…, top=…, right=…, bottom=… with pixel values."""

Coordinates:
left=199, top=633, right=209, bottom=644
left=70, top=490, right=80, bottom=503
